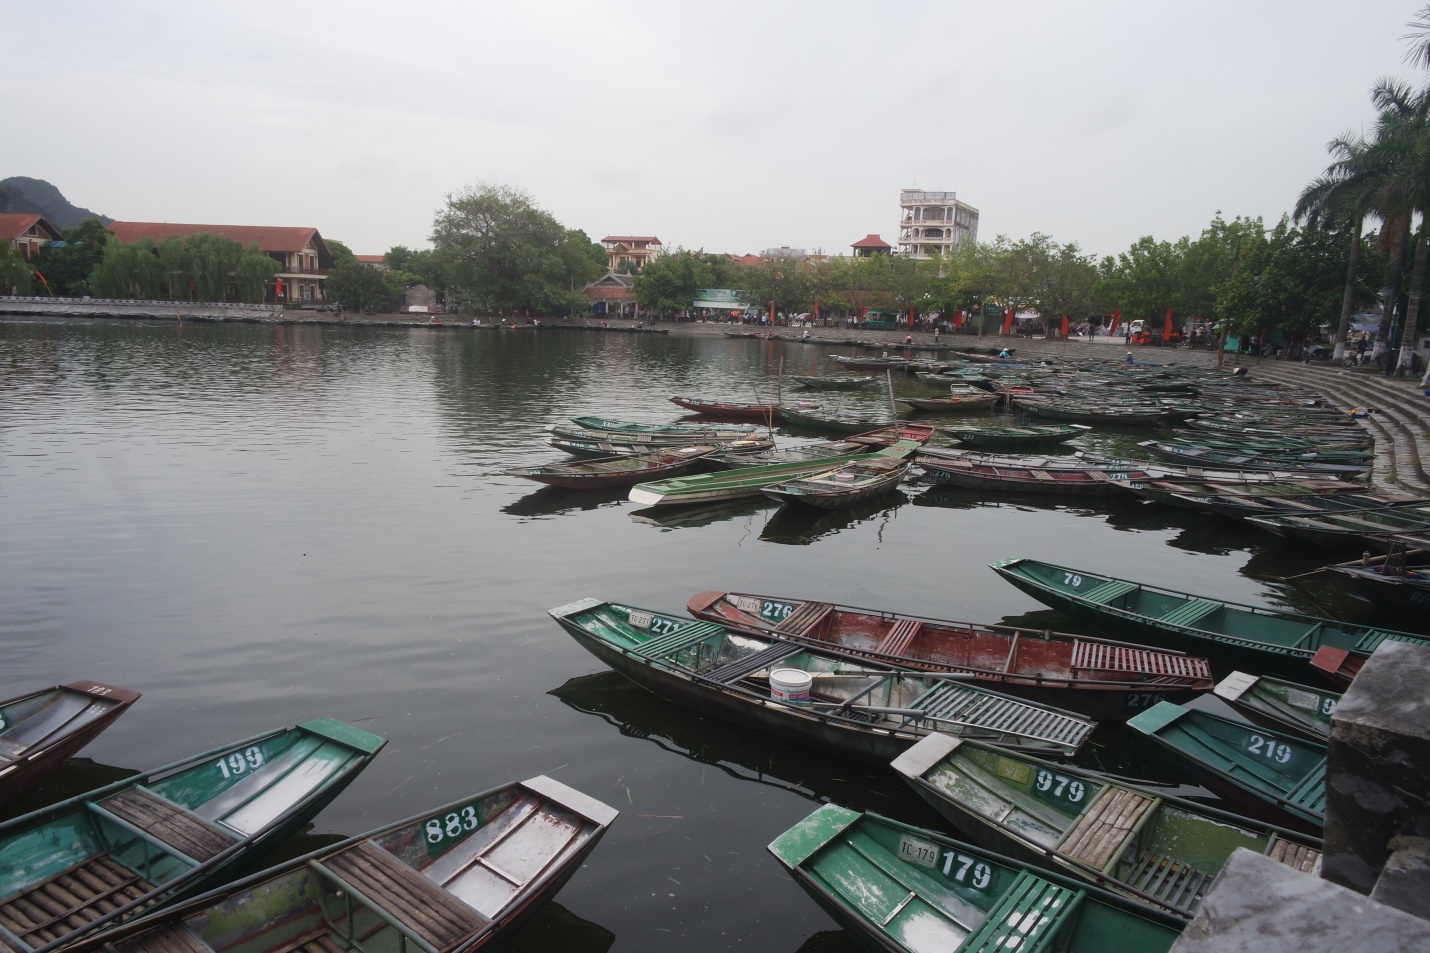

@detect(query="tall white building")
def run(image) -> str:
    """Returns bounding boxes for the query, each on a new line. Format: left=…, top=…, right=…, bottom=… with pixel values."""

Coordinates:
left=897, top=190, right=979, bottom=258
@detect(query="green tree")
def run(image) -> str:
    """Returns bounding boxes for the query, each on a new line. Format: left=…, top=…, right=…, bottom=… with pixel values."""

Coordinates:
left=633, top=249, right=715, bottom=314
left=431, top=182, right=597, bottom=314
left=326, top=260, right=396, bottom=312
left=89, top=238, right=163, bottom=298
left=0, top=244, right=33, bottom=295
left=325, top=239, right=356, bottom=268
left=158, top=236, right=193, bottom=299
left=35, top=218, right=108, bottom=295
left=738, top=259, right=812, bottom=318
left=187, top=232, right=243, bottom=302
left=235, top=245, right=280, bottom=303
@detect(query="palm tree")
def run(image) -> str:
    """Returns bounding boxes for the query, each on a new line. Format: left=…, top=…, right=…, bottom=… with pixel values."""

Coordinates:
left=1405, top=5, right=1430, bottom=70
left=1294, top=134, right=1380, bottom=362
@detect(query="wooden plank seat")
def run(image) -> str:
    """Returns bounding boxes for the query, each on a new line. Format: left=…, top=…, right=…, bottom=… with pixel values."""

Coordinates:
left=100, top=788, right=236, bottom=863
left=1079, top=580, right=1138, bottom=605
left=703, top=643, right=801, bottom=685
left=1267, top=838, right=1321, bottom=873
left=321, top=843, right=483, bottom=950
left=1058, top=787, right=1154, bottom=871
left=1126, top=849, right=1211, bottom=912
left=775, top=602, right=832, bottom=637
left=960, top=870, right=1079, bottom=953
left=907, top=684, right=1091, bottom=748
left=630, top=622, right=725, bottom=661
left=1286, top=759, right=1327, bottom=816
left=875, top=619, right=922, bottom=656
left=1157, top=599, right=1219, bottom=629
left=115, top=922, right=215, bottom=953
left=0, top=855, right=153, bottom=948
left=1069, top=641, right=1212, bottom=681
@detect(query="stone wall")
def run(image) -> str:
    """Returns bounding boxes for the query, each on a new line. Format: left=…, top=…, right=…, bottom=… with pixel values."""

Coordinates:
left=0, top=296, right=282, bottom=321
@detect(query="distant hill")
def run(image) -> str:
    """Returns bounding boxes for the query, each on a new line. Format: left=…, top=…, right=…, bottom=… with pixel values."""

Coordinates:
left=0, top=177, right=112, bottom=229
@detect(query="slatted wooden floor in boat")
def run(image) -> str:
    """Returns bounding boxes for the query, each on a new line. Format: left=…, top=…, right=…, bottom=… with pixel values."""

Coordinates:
left=1267, top=838, right=1321, bottom=873
left=1070, top=642, right=1212, bottom=681
left=1059, top=787, right=1153, bottom=870
left=775, top=602, right=832, bottom=637
left=102, top=789, right=235, bottom=863
left=323, top=843, right=483, bottom=949
left=0, top=856, right=153, bottom=949
left=907, top=684, right=1092, bottom=749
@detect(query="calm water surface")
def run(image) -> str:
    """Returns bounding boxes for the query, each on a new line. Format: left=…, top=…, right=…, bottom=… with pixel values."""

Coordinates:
left=0, top=320, right=1410, bottom=951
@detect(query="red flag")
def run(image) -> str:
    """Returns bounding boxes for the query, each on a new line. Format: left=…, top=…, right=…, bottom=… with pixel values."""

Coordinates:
left=909, top=306, right=916, bottom=329
left=1109, top=306, right=1121, bottom=335
left=954, top=309, right=964, bottom=329
left=34, top=270, right=49, bottom=287
left=1060, top=315, right=1069, bottom=337
left=1163, top=307, right=1173, bottom=339
left=275, top=278, right=284, bottom=297
left=1001, top=308, right=1014, bottom=335
left=814, top=301, right=820, bottom=322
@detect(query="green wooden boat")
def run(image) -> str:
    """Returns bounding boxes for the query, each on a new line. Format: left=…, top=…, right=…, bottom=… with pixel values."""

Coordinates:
left=769, top=804, right=1183, bottom=953
left=56, top=776, right=618, bottom=953
left=567, top=415, right=758, bottom=436
left=942, top=424, right=1091, bottom=448
left=891, top=734, right=1322, bottom=920
left=760, top=457, right=911, bottom=509
left=776, top=405, right=897, bottom=434
left=1174, top=491, right=1412, bottom=520
left=1213, top=672, right=1338, bottom=743
left=1247, top=504, right=1430, bottom=549
left=0, top=718, right=385, bottom=953
left=549, top=423, right=757, bottom=445
left=792, top=375, right=876, bottom=390
left=628, top=440, right=919, bottom=507
left=1128, top=702, right=1324, bottom=833
left=547, top=598, right=1096, bottom=762
left=549, top=434, right=772, bottom=459
left=990, top=556, right=1430, bottom=681
left=1135, top=440, right=1371, bottom=475
left=1117, top=478, right=1359, bottom=508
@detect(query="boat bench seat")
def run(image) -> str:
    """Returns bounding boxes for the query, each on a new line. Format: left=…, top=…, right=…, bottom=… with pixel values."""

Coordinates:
left=1070, top=642, right=1211, bottom=680
left=1267, top=838, right=1321, bottom=873
left=1079, top=580, right=1138, bottom=605
left=875, top=619, right=922, bottom=656
left=702, top=643, right=802, bottom=685
left=775, top=602, right=832, bottom=637
left=1057, top=787, right=1153, bottom=870
left=1157, top=599, right=1219, bottom=629
left=1287, top=759, right=1327, bottom=816
left=321, top=842, right=483, bottom=950
left=0, top=855, right=154, bottom=949
left=1127, top=850, right=1211, bottom=913
left=632, top=622, right=726, bottom=661
left=100, top=788, right=237, bottom=863
left=960, top=870, right=1079, bottom=953
left=908, top=684, right=1092, bottom=749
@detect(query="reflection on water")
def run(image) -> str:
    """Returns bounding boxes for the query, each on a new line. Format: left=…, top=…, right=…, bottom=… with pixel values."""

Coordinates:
left=503, top=902, right=616, bottom=953
left=628, top=497, right=774, bottom=529
left=503, top=485, right=631, bottom=519
left=760, top=492, right=909, bottom=545
left=0, top=758, right=138, bottom=823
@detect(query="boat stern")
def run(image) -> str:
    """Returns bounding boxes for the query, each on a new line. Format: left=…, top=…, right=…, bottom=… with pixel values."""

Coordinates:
left=522, top=775, right=619, bottom=827
left=1127, top=700, right=1190, bottom=737
left=890, top=733, right=962, bottom=781
left=1213, top=672, right=1258, bottom=705
left=768, top=803, right=861, bottom=870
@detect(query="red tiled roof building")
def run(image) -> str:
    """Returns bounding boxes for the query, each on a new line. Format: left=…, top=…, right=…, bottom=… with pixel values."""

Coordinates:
left=0, top=213, right=63, bottom=262
left=106, top=222, right=333, bottom=304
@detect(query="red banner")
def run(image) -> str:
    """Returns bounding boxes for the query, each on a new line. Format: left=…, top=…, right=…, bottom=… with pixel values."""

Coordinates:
left=1109, top=306, right=1122, bottom=335
left=954, top=309, right=964, bottom=329
left=1164, top=307, right=1174, bottom=338
left=1001, top=308, right=1014, bottom=335
left=1060, top=315, right=1069, bottom=337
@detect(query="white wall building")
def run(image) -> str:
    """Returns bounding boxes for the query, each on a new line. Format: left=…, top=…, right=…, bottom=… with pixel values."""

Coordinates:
left=897, top=190, right=979, bottom=258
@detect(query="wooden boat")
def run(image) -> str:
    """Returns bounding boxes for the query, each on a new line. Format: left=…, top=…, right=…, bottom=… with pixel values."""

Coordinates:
left=1127, top=702, right=1324, bottom=833
left=989, top=556, right=1430, bottom=681
left=669, top=396, right=817, bottom=420
left=792, top=375, right=875, bottom=390
left=1247, top=504, right=1430, bottom=549
left=567, top=415, right=758, bottom=437
left=917, top=459, right=1152, bottom=496
left=0, top=681, right=141, bottom=804
left=830, top=355, right=911, bottom=368
left=1172, top=491, right=1413, bottom=520
left=0, top=718, right=386, bottom=952
left=1136, top=440, right=1371, bottom=475
left=769, top=804, right=1184, bottom=950
left=1326, top=554, right=1430, bottom=612
left=891, top=735, right=1322, bottom=920
left=687, top=590, right=1213, bottom=721
left=505, top=445, right=721, bottom=489
left=1020, top=402, right=1170, bottom=426
left=761, top=457, right=911, bottom=509
left=548, top=598, right=1096, bottom=762
left=1213, top=672, right=1338, bottom=742
left=548, top=434, right=772, bottom=459
left=629, top=440, right=920, bottom=507
left=776, top=405, right=897, bottom=434
left=55, top=776, right=618, bottom=953
left=1116, top=478, right=1362, bottom=508
left=549, top=423, right=756, bottom=445
left=943, top=424, right=1090, bottom=448
left=895, top=393, right=999, bottom=412
left=704, top=423, right=934, bottom=470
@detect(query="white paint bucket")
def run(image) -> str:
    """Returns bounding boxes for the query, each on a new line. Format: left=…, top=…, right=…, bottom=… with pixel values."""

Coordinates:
left=770, top=668, right=812, bottom=704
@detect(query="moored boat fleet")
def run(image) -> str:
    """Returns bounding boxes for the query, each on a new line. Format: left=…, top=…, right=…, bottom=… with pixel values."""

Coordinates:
left=499, top=348, right=1428, bottom=949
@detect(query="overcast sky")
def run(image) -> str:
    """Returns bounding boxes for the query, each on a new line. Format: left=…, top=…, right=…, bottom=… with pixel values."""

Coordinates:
left=5, top=2, right=1422, bottom=259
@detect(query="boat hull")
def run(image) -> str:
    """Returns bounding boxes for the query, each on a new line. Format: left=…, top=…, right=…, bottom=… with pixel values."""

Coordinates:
left=0, top=681, right=141, bottom=804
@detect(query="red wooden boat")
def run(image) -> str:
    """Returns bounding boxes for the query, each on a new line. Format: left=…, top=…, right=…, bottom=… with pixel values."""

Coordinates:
left=1309, top=645, right=1359, bottom=688
left=669, top=396, right=819, bottom=420
left=0, top=681, right=141, bottom=803
left=686, top=590, right=1214, bottom=721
